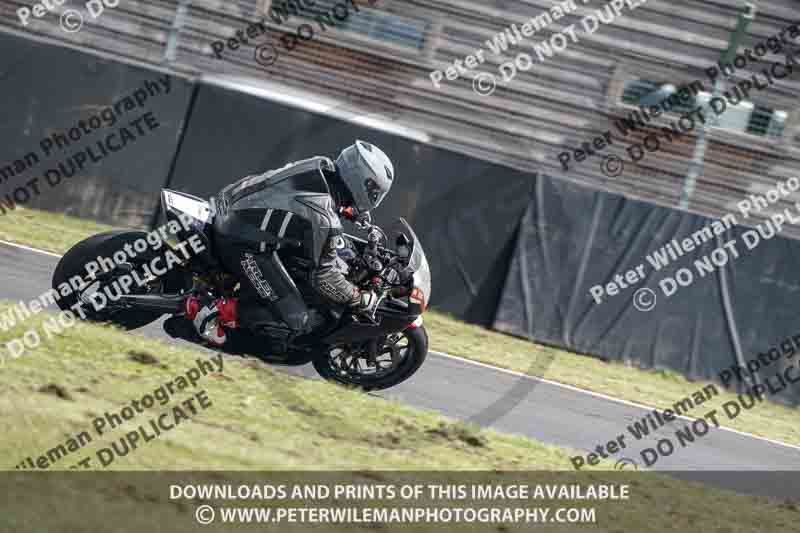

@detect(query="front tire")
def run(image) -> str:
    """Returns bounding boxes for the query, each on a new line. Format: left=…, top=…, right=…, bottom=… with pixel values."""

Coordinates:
left=312, top=325, right=428, bottom=391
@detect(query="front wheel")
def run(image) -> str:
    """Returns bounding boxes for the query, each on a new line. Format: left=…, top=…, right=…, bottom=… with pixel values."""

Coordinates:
left=312, top=325, right=428, bottom=391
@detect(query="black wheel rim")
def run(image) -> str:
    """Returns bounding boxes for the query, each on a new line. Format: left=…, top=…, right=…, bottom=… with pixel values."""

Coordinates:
left=328, top=332, right=411, bottom=384
left=74, top=261, right=160, bottom=319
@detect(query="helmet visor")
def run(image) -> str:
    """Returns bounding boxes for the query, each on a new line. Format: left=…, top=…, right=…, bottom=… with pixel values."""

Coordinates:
left=365, top=178, right=389, bottom=209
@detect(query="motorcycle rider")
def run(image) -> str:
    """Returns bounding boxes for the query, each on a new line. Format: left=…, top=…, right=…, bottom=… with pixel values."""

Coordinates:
left=178, top=140, right=395, bottom=348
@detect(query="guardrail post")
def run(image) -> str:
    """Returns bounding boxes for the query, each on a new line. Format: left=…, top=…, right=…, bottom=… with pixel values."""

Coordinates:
left=678, top=2, right=757, bottom=210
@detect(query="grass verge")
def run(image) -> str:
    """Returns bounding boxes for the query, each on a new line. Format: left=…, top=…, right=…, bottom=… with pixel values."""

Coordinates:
left=0, top=302, right=575, bottom=471
left=0, top=303, right=798, bottom=533
left=1, top=206, right=799, bottom=448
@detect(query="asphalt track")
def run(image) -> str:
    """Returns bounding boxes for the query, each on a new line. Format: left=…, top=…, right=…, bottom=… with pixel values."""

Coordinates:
left=2, top=241, right=799, bottom=499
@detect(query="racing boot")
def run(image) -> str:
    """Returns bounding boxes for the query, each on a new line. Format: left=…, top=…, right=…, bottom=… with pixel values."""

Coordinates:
left=184, top=294, right=239, bottom=347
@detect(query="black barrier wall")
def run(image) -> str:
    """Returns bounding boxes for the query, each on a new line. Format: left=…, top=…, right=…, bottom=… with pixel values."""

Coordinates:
left=493, top=174, right=800, bottom=405
left=5, top=35, right=800, bottom=404
left=166, top=83, right=533, bottom=324
left=0, top=33, right=193, bottom=227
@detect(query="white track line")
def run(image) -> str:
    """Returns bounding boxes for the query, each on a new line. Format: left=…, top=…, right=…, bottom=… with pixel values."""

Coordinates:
left=0, top=240, right=61, bottom=258
left=3, top=238, right=799, bottom=453
left=433, top=350, right=800, bottom=453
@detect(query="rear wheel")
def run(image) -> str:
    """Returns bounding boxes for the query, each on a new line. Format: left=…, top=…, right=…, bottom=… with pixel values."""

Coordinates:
left=52, top=231, right=171, bottom=330
left=312, top=325, right=428, bottom=391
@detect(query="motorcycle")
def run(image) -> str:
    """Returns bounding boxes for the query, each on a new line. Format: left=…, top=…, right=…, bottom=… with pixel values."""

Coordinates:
left=51, top=189, right=431, bottom=390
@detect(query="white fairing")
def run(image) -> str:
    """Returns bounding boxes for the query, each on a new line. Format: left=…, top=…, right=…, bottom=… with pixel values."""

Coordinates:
left=411, top=244, right=432, bottom=308
left=163, top=190, right=213, bottom=223
left=397, top=218, right=431, bottom=308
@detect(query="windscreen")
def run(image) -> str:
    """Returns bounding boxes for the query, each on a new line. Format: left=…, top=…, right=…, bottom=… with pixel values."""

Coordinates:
left=397, top=218, right=431, bottom=307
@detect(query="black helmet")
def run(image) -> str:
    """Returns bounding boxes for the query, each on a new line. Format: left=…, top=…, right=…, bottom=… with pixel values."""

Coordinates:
left=334, top=140, right=395, bottom=213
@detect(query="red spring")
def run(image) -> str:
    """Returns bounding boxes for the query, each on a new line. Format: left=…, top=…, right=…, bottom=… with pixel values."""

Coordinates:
left=185, top=295, right=201, bottom=320
left=216, top=297, right=239, bottom=328
left=340, top=206, right=355, bottom=219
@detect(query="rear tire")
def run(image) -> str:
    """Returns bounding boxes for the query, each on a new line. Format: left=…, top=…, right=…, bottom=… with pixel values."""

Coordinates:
left=52, top=231, right=167, bottom=330
left=313, top=325, right=428, bottom=391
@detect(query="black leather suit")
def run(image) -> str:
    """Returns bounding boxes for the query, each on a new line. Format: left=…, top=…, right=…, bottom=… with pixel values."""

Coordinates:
left=212, top=156, right=360, bottom=334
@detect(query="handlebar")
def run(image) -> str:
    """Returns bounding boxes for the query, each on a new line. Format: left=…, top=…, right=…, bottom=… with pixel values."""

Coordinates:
left=341, top=225, right=411, bottom=295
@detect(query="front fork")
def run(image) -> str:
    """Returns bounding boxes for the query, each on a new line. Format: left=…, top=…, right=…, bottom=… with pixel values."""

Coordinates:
left=365, top=337, right=381, bottom=363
